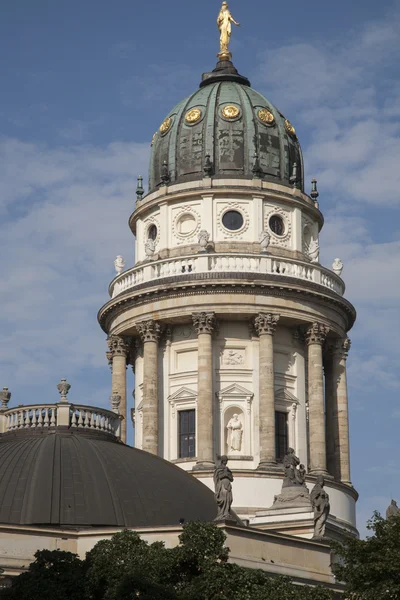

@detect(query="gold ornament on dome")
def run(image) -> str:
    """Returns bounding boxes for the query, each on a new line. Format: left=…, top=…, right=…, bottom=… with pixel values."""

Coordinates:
left=222, top=105, right=240, bottom=119
left=159, top=117, right=172, bottom=134
left=185, top=108, right=202, bottom=124
left=151, top=132, right=157, bottom=146
left=285, top=119, right=296, bottom=136
left=258, top=108, right=275, bottom=125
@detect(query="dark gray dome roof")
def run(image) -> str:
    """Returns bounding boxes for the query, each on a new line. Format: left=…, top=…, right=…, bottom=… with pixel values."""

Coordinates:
left=149, top=60, right=304, bottom=193
left=0, top=429, right=218, bottom=528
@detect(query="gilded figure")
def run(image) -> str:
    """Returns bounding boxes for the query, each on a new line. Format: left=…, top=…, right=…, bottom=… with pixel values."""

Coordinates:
left=217, top=2, right=240, bottom=59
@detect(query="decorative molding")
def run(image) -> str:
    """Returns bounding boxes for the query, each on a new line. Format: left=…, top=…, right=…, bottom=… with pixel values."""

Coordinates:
left=136, top=320, right=162, bottom=343
left=174, top=325, right=195, bottom=340
left=254, top=313, right=280, bottom=336
left=172, top=204, right=201, bottom=245
left=168, top=386, right=197, bottom=419
left=192, top=312, right=216, bottom=335
left=217, top=384, right=254, bottom=416
left=306, top=322, right=329, bottom=346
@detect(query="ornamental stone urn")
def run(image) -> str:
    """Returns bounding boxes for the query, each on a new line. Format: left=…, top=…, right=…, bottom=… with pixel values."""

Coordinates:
left=114, top=255, right=126, bottom=275
left=332, top=258, right=343, bottom=276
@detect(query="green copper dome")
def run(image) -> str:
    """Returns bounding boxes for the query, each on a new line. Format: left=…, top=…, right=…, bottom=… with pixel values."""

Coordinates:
left=148, top=61, right=304, bottom=193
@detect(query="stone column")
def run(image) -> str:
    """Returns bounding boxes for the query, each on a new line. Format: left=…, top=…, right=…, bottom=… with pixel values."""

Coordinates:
left=254, top=313, right=280, bottom=469
left=192, top=312, right=216, bottom=470
left=306, top=322, right=330, bottom=476
left=324, top=352, right=335, bottom=478
left=106, top=335, right=130, bottom=443
left=332, top=338, right=352, bottom=485
left=137, top=320, right=161, bottom=455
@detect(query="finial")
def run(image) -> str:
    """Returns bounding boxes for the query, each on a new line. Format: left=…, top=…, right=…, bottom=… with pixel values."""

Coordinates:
left=311, top=178, right=319, bottom=202
left=114, top=255, right=126, bottom=275
left=290, top=162, right=298, bottom=187
left=252, top=152, right=262, bottom=178
left=161, top=160, right=170, bottom=186
left=0, top=388, right=11, bottom=410
left=204, top=154, right=213, bottom=177
left=136, top=176, right=144, bottom=201
left=217, top=2, right=240, bottom=62
left=110, top=392, right=121, bottom=414
left=332, top=258, right=344, bottom=277
left=57, top=378, right=71, bottom=403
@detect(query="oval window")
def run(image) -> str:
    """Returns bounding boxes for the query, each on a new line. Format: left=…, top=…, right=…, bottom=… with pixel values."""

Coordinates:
left=222, top=210, right=244, bottom=231
left=148, top=224, right=158, bottom=241
left=269, top=215, right=285, bottom=237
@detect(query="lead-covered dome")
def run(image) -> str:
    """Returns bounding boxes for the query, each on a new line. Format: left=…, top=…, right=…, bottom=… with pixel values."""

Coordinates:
left=0, top=428, right=219, bottom=527
left=149, top=60, right=304, bottom=193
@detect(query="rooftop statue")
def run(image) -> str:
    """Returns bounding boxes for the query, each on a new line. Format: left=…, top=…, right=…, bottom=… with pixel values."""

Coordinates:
left=217, top=2, right=240, bottom=61
left=386, top=499, right=400, bottom=519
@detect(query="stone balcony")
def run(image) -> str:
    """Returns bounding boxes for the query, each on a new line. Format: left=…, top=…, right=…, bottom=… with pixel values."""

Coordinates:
left=109, top=253, right=345, bottom=299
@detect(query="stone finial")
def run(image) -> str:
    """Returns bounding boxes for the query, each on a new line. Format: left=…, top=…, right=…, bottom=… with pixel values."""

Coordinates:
left=198, top=230, right=210, bottom=252
left=136, top=175, right=144, bottom=201
left=192, top=312, right=216, bottom=335
left=161, top=160, right=170, bottom=185
left=310, top=178, right=319, bottom=202
left=0, top=388, right=11, bottom=410
left=254, top=313, right=280, bottom=336
left=332, top=258, right=343, bottom=276
left=259, top=230, right=270, bottom=253
left=145, top=239, right=156, bottom=259
left=114, top=255, right=126, bottom=275
left=204, top=154, right=213, bottom=177
left=290, top=162, right=298, bottom=187
left=252, top=152, right=262, bottom=178
left=110, top=393, right=121, bottom=414
left=57, top=378, right=71, bottom=403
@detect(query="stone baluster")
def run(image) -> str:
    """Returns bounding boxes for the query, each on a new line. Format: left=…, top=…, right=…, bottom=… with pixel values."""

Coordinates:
left=306, top=322, right=330, bottom=476
left=332, top=338, right=352, bottom=484
left=254, top=313, right=280, bottom=469
left=106, top=336, right=130, bottom=443
left=192, top=312, right=216, bottom=470
left=137, top=320, right=161, bottom=455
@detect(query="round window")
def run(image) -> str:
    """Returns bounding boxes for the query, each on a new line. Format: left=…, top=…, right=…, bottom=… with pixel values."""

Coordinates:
left=269, top=215, right=285, bottom=237
left=222, top=210, right=244, bottom=231
left=177, top=213, right=197, bottom=236
left=148, top=224, right=158, bottom=241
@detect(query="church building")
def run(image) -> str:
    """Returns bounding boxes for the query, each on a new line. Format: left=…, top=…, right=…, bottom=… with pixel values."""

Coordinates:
left=0, top=3, right=357, bottom=592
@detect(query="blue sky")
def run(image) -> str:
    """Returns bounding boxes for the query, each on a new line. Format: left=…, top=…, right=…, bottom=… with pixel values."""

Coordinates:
left=0, top=0, right=399, bottom=536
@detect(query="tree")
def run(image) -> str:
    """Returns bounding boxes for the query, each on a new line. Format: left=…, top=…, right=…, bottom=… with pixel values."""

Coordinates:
left=332, top=511, right=400, bottom=599
left=0, top=549, right=86, bottom=600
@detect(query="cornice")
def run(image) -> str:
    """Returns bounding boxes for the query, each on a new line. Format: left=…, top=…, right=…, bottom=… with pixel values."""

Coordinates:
left=98, top=272, right=356, bottom=334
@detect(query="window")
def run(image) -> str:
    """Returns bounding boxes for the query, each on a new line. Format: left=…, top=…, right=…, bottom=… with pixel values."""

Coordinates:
left=275, top=411, right=288, bottom=461
left=222, top=210, right=244, bottom=231
left=179, top=410, right=196, bottom=458
left=269, top=215, right=285, bottom=236
left=147, top=224, right=158, bottom=241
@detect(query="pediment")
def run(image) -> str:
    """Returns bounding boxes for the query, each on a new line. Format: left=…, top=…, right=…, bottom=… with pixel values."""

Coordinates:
left=217, top=383, right=254, bottom=398
left=168, top=386, right=197, bottom=403
left=275, top=388, right=299, bottom=403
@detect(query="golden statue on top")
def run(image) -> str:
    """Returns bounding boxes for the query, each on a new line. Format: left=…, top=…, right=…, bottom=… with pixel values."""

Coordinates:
left=217, top=2, right=240, bottom=61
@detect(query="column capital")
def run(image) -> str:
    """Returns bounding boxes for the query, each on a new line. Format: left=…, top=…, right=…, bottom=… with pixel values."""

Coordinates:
left=106, top=335, right=130, bottom=359
left=254, top=313, right=280, bottom=336
left=192, top=312, right=216, bottom=335
left=137, top=319, right=162, bottom=343
left=306, top=322, right=329, bottom=346
left=330, top=337, right=351, bottom=360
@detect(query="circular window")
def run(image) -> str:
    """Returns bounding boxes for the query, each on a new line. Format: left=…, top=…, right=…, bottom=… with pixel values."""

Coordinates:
left=222, top=210, right=244, bottom=231
left=177, top=213, right=197, bottom=236
left=269, top=215, right=285, bottom=237
left=147, top=224, right=158, bottom=241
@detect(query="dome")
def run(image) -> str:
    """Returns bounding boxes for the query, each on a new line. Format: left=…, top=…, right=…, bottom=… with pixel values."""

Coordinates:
left=0, top=428, right=219, bottom=527
left=149, top=60, right=304, bottom=193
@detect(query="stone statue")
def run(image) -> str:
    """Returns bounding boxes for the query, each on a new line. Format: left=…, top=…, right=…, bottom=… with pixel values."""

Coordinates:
left=310, top=476, right=330, bottom=539
left=386, top=499, right=400, bottom=519
left=114, top=255, right=126, bottom=275
left=226, top=414, right=243, bottom=452
left=198, top=230, right=210, bottom=252
left=307, top=239, right=320, bottom=263
left=214, top=455, right=234, bottom=521
left=283, top=448, right=306, bottom=488
left=145, top=239, right=156, bottom=259
left=332, top=258, right=344, bottom=276
left=259, top=230, right=271, bottom=253
left=217, top=2, right=240, bottom=60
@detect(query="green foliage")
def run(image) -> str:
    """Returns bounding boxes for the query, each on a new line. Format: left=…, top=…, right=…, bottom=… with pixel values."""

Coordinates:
left=0, top=550, right=86, bottom=600
left=332, top=511, right=400, bottom=599
left=1, top=523, right=334, bottom=600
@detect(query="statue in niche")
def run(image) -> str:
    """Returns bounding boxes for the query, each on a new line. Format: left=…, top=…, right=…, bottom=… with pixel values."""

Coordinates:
left=214, top=455, right=234, bottom=521
left=386, top=499, right=400, bottom=519
left=226, top=413, right=243, bottom=452
left=311, top=476, right=330, bottom=539
left=283, top=448, right=306, bottom=488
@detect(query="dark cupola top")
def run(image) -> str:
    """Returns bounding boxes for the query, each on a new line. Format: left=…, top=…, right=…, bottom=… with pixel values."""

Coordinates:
left=148, top=58, right=304, bottom=194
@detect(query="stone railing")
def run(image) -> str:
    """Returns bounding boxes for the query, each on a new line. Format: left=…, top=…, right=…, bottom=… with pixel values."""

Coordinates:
left=110, top=253, right=345, bottom=298
left=1, top=403, right=121, bottom=438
